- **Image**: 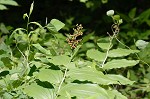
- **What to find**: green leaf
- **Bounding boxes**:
[35,69,63,84]
[49,55,71,66]
[29,22,43,28]
[135,40,149,49]
[81,32,94,43]
[138,8,150,24]
[119,13,132,22]
[0,4,7,10]
[29,2,34,16]
[138,43,150,64]
[50,19,65,32]
[2,92,13,99]
[23,83,56,99]
[106,74,134,85]
[80,0,88,3]
[86,49,106,62]
[71,45,82,59]
[103,59,139,70]
[46,23,57,33]
[97,42,111,50]
[0,54,9,59]
[113,15,120,21]
[101,0,108,4]
[59,83,109,99]
[0,0,18,6]
[32,43,51,55]
[67,67,118,85]
[128,8,136,19]
[0,42,11,53]
[108,48,139,57]
[0,61,5,67]
[0,23,9,33]
[107,90,127,99]
[23,13,28,20]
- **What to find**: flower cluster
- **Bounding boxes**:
[66,24,83,49]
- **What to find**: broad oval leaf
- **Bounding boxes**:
[108,48,139,57]
[103,59,139,70]
[67,68,118,85]
[49,19,65,32]
[35,69,63,84]
[106,74,134,85]
[86,49,106,62]
[59,83,109,99]
[97,42,111,50]
[49,55,71,66]
[23,83,55,99]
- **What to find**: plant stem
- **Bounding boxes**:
[101,33,115,68]
[55,68,68,99]
[115,37,150,67]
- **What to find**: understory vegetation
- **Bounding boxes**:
[0,0,150,99]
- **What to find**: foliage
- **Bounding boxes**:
[0,1,150,99]
[0,0,18,10]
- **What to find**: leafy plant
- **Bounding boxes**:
[0,3,148,99]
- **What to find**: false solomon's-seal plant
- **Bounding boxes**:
[0,3,144,99]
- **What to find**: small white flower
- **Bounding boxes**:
[106,10,114,16]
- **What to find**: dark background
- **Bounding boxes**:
[0,0,150,35]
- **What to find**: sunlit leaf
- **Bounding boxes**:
[86,49,106,62]
[0,0,18,6]
[106,74,134,85]
[35,69,63,84]
[108,48,139,57]
[103,59,139,70]
[49,55,71,66]
[0,4,7,10]
[97,42,111,50]
[23,83,56,99]
[0,42,11,53]
[80,0,88,3]
[29,22,43,28]
[29,2,34,16]
[0,61,4,67]
[107,90,127,99]
[23,13,28,20]
[32,43,51,55]
[50,19,65,32]
[67,67,118,85]
[59,83,109,99]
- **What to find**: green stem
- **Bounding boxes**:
[101,33,115,68]
[55,68,68,99]
[115,37,150,67]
